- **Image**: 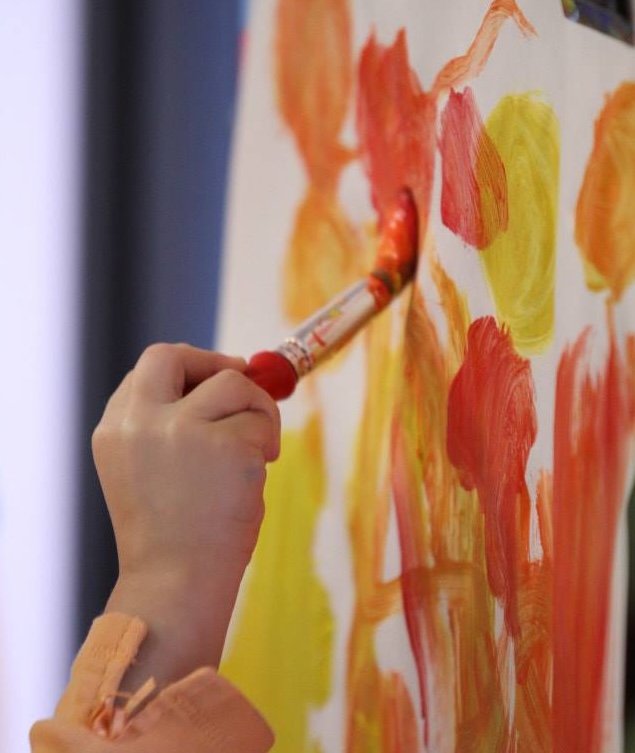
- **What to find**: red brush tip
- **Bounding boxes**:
[373,188,419,294]
[245,350,299,401]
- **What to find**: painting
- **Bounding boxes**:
[216,1,635,751]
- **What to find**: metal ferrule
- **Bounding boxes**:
[275,279,379,377]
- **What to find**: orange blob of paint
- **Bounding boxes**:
[576,82,635,300]
[275,0,354,190]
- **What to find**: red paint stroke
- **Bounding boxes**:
[447,316,537,635]
[431,0,537,97]
[356,30,436,234]
[439,87,508,249]
[381,672,420,753]
[553,312,635,753]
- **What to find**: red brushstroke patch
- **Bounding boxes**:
[356,30,436,234]
[439,88,508,249]
[447,316,537,635]
[553,319,635,753]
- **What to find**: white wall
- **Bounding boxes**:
[0,2,82,751]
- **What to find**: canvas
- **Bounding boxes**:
[216,2,635,751]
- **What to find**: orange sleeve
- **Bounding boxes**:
[30,613,274,753]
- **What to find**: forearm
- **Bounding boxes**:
[104,558,247,691]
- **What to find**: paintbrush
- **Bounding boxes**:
[245,188,419,400]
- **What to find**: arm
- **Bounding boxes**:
[31,344,280,751]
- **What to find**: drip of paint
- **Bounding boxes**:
[439,87,508,249]
[575,82,635,300]
[481,93,559,355]
[552,311,635,753]
[447,316,537,636]
[221,414,333,753]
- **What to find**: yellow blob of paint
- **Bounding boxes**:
[576,82,635,301]
[221,413,333,753]
[481,93,560,355]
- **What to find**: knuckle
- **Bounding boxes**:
[138,342,178,370]
[215,367,248,392]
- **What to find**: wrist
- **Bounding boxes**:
[105,557,248,688]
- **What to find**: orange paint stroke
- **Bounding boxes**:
[552,308,635,753]
[447,316,537,636]
[275,0,354,190]
[431,0,537,97]
[356,30,437,234]
[515,472,553,753]
[575,82,635,300]
[275,0,364,323]
[283,188,365,322]
[391,287,511,751]
[346,304,420,752]
[439,87,509,249]
[380,672,420,753]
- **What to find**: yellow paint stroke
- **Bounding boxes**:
[221,414,333,753]
[480,93,560,355]
[576,82,635,301]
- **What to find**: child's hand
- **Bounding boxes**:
[92,343,281,678]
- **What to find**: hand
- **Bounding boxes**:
[92,343,281,682]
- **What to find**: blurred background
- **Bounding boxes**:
[0,2,632,752]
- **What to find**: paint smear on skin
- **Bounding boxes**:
[439,87,508,249]
[275,0,353,191]
[283,188,365,322]
[356,30,437,234]
[552,310,635,753]
[576,82,635,301]
[447,316,537,637]
[346,306,420,753]
[481,93,559,355]
[221,414,333,753]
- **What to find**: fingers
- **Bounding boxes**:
[183,369,281,460]
[216,411,281,463]
[131,343,247,403]
[107,343,281,462]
